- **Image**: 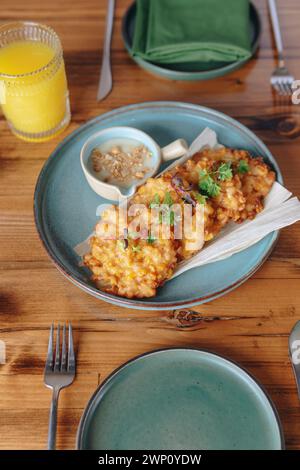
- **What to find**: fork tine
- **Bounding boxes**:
[68,324,75,372]
[278,80,285,96]
[45,323,54,371]
[54,324,61,371]
[279,81,287,96]
[273,82,282,96]
[61,324,67,371]
[278,82,287,96]
[284,81,293,96]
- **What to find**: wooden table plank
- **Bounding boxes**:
[0,0,300,450]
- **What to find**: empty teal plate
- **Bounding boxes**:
[77,349,284,450]
[34,102,282,310]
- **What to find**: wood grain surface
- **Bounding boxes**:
[0,0,300,450]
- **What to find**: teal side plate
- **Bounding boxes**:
[122,2,261,81]
[34,101,282,311]
[77,349,284,450]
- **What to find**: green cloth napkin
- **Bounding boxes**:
[132,0,252,67]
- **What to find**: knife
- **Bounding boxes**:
[97,0,115,101]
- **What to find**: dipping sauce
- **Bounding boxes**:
[89,138,153,188]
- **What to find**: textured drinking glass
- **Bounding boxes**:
[0,22,71,142]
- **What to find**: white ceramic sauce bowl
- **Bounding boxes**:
[80,126,188,201]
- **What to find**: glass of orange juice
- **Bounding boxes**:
[0,22,70,142]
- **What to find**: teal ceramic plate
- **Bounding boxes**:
[34,101,282,310]
[77,349,284,450]
[122,2,261,81]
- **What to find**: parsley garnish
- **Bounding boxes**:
[163,192,174,207]
[217,162,232,181]
[159,192,175,225]
[162,210,175,226]
[198,162,233,198]
[237,160,249,174]
[192,191,207,205]
[150,192,175,226]
[147,234,156,244]
[198,170,221,198]
[149,193,160,209]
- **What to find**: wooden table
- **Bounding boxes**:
[1,0,300,450]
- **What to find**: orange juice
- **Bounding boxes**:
[0,23,70,142]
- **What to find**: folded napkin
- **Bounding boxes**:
[132,0,252,67]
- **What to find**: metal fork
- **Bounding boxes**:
[289,321,300,402]
[268,0,294,96]
[44,324,76,450]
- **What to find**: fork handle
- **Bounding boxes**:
[48,388,60,450]
[268,0,285,65]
